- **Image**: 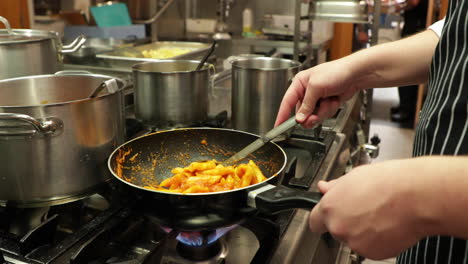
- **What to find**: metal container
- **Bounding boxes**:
[0,72,126,207]
[231,57,300,135]
[97,41,211,69]
[0,16,86,80]
[311,0,369,24]
[132,60,212,128]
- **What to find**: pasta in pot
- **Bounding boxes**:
[144,160,268,194]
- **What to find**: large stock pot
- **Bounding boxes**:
[231,57,300,135]
[0,72,126,207]
[132,60,213,128]
[0,16,86,80]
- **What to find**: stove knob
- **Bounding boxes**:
[370,134,381,146]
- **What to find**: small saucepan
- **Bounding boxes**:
[108,128,322,231]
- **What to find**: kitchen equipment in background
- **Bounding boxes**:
[90,2,133,27]
[262,14,310,36]
[185,18,217,34]
[213,0,235,40]
[59,10,88,25]
[0,72,126,207]
[311,0,369,23]
[63,37,138,64]
[132,60,213,129]
[97,41,211,68]
[125,0,158,21]
[231,57,300,135]
[64,24,146,40]
[0,16,86,79]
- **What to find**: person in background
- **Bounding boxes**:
[275,0,468,262]
[391,0,428,126]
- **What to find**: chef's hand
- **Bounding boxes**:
[275,60,359,128]
[309,160,428,260]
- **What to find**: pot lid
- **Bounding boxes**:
[0,29,57,44]
[0,16,57,44]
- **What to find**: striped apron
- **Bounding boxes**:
[397,0,468,263]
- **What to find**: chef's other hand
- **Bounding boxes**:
[308,160,428,260]
[275,60,359,128]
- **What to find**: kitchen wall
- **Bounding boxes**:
[157,0,310,39]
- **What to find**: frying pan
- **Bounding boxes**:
[108,128,322,231]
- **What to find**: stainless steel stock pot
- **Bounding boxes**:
[231,57,300,135]
[0,72,126,207]
[132,60,213,128]
[0,16,85,80]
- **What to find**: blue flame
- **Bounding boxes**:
[164,224,238,246]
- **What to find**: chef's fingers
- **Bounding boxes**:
[317,179,339,194]
[315,97,341,121]
[309,203,328,234]
[295,100,302,113]
[296,77,323,123]
[275,74,308,126]
[302,115,320,128]
[301,97,340,128]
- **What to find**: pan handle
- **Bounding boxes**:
[247,184,322,214]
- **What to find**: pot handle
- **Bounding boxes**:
[54,70,92,75]
[0,16,14,36]
[247,184,322,214]
[60,35,86,54]
[0,113,63,136]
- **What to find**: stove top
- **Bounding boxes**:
[0,120,348,264]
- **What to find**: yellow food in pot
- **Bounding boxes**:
[141,47,192,59]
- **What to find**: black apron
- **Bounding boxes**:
[397,0,468,263]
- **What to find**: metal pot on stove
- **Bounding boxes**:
[132,60,214,128]
[231,57,300,135]
[0,71,126,207]
[0,16,86,80]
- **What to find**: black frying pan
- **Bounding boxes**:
[108,128,322,231]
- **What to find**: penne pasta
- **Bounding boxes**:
[149,159,268,194]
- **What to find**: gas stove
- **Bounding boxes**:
[0,121,352,264]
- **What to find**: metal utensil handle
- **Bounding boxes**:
[89,79,119,98]
[0,16,14,35]
[262,116,298,142]
[60,35,86,54]
[196,41,217,71]
[0,113,62,136]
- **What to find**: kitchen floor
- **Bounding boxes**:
[361,87,416,264]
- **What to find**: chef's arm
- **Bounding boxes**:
[344,29,439,91]
[276,28,440,126]
[411,156,468,238]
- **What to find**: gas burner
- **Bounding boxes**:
[161,238,229,264]
[161,224,238,247]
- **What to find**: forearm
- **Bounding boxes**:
[406,157,468,238]
[340,30,439,90]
